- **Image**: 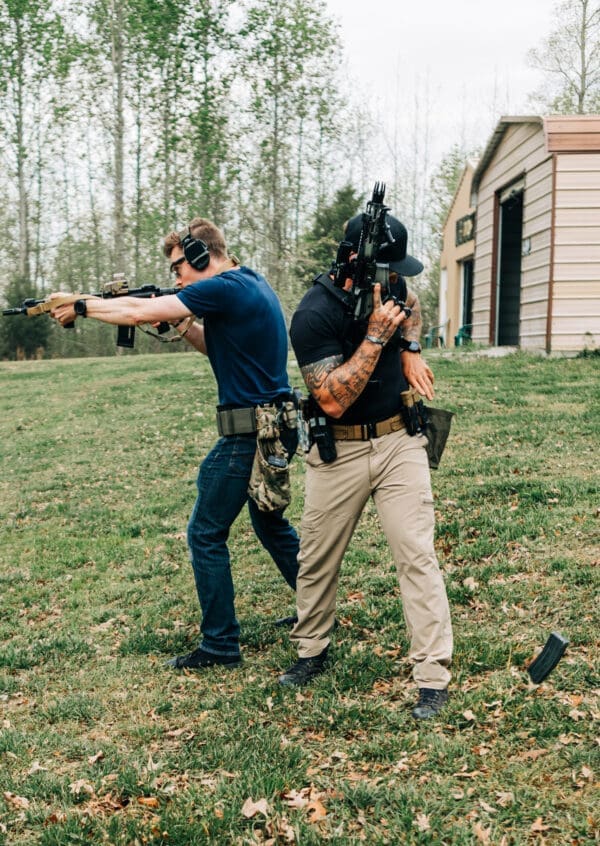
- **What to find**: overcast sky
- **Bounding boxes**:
[323,0,558,162]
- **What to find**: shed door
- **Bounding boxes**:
[496,186,523,345]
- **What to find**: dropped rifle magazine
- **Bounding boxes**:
[527,632,569,683]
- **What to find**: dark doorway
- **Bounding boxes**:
[496,191,523,345]
[461,259,473,328]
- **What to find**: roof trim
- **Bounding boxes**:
[470,116,543,205]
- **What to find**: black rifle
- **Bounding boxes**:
[332,181,410,321]
[3,274,180,348]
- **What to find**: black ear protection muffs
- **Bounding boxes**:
[182,229,210,271]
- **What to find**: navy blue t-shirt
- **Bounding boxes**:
[176,266,292,407]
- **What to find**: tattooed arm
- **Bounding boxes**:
[301,284,407,418]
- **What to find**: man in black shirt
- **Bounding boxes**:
[278,214,453,720]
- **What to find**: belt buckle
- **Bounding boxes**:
[362,422,377,440]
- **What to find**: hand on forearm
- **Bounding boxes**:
[401,352,435,400]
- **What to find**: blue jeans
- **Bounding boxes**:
[187,426,299,657]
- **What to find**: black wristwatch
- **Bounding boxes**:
[399,338,421,353]
[73,299,87,318]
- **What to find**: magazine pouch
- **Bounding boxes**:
[248,405,291,512]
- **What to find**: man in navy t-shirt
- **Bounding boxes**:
[50,217,299,670]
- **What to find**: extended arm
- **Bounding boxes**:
[50,293,208,355]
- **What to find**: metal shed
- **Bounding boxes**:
[440,115,600,352]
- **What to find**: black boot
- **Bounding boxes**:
[165,647,242,670]
[412,687,448,719]
[278,648,329,687]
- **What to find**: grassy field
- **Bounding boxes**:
[0,349,598,845]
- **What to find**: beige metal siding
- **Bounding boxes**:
[551,152,600,350]
[473,122,550,346]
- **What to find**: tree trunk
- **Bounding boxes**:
[15,18,29,282]
[111,0,126,273]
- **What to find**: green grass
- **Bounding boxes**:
[0,350,598,845]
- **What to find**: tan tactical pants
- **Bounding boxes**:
[292,428,453,689]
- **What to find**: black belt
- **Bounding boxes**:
[216,395,296,437]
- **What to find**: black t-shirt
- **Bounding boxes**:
[290,277,410,425]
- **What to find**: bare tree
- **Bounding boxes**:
[528,0,600,113]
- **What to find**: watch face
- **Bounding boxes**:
[74,300,86,316]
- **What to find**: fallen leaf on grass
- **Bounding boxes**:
[87,751,104,765]
[568,708,586,721]
[452,769,484,779]
[346,591,365,602]
[530,817,550,833]
[306,799,327,823]
[414,813,430,831]
[165,727,195,739]
[27,761,48,775]
[283,789,310,809]
[462,709,476,722]
[146,754,160,772]
[137,796,160,808]
[69,780,95,797]
[519,749,548,761]
[44,811,67,825]
[3,792,30,810]
[473,822,492,844]
[242,797,271,818]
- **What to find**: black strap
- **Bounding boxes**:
[313,273,353,312]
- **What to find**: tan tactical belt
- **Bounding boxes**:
[216,407,257,436]
[331,414,405,441]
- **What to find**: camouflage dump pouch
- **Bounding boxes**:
[423,406,454,470]
[247,405,291,512]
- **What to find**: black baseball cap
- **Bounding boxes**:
[343,214,424,277]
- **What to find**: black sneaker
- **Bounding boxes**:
[165,647,242,670]
[278,648,328,687]
[412,687,449,720]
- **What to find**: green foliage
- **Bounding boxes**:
[239,0,342,290]
[0,275,50,359]
[0,352,598,844]
[293,183,363,285]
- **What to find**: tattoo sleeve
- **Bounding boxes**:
[301,344,382,414]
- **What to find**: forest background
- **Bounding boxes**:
[1,0,599,360]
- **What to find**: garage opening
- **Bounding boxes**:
[496,184,523,345]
